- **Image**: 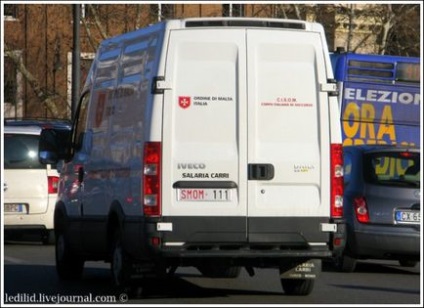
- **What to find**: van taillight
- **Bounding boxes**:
[143,142,161,217]
[330,143,344,218]
[48,176,59,194]
[353,196,370,223]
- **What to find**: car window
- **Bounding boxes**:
[364,151,420,187]
[4,133,44,169]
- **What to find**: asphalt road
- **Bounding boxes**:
[2,235,422,305]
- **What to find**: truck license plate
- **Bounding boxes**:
[177,189,231,201]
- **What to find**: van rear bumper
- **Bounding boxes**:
[157,247,332,270]
[158,245,333,259]
[123,215,344,261]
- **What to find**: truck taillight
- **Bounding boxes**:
[143,142,161,217]
[330,143,344,218]
[353,196,370,223]
[48,176,59,194]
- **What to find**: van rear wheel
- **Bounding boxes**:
[280,279,314,296]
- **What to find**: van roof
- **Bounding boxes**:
[100,17,322,49]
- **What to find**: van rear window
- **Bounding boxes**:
[364,151,420,188]
[4,134,44,169]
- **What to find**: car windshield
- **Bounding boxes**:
[364,151,420,188]
[4,134,44,169]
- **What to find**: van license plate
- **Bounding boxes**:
[395,210,420,224]
[177,189,231,201]
[4,203,25,213]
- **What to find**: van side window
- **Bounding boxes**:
[74,93,90,150]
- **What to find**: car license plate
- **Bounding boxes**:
[4,203,25,213]
[395,210,420,224]
[177,189,232,201]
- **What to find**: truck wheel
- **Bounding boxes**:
[55,232,84,280]
[111,230,132,288]
[280,279,314,296]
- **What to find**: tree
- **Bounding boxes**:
[334,3,420,56]
[377,4,420,56]
[4,43,60,116]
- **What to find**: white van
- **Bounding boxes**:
[39,18,345,296]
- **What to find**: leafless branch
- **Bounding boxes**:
[4,43,60,116]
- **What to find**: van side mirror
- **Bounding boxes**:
[39,128,72,164]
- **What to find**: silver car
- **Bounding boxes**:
[335,145,420,272]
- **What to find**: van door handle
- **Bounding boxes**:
[248,164,274,180]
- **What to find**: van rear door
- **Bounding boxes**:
[161,28,247,243]
[161,27,331,246]
[246,29,331,244]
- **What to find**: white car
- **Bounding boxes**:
[3,123,67,244]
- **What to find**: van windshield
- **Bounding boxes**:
[364,151,420,188]
[4,134,44,169]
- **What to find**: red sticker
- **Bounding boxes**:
[178,96,191,109]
